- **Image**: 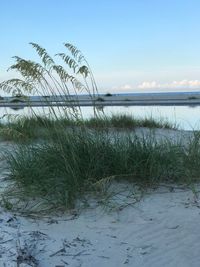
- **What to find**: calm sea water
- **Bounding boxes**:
[0,105,200,131]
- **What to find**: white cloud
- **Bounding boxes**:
[110,84,134,92]
[138,80,200,90]
[138,81,157,89]
[120,84,132,90]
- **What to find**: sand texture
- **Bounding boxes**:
[0,185,199,267]
[0,129,199,267]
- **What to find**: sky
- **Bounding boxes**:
[1,0,200,93]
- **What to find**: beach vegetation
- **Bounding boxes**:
[105,93,112,97]
[0,114,177,142]
[188,96,198,100]
[0,42,197,213]
[96,97,105,102]
[3,129,200,212]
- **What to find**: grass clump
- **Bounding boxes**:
[84,114,139,129]
[4,129,200,212]
[0,114,177,142]
[137,116,175,129]
[0,116,54,141]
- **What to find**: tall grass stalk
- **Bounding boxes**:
[0,42,100,122]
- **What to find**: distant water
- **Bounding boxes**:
[0,105,200,131]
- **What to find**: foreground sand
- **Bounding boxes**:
[0,185,200,267]
[0,129,200,267]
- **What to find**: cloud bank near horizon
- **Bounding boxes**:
[108,79,200,92]
[109,80,200,93]
[138,80,200,90]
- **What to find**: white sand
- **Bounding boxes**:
[0,129,200,267]
[0,185,200,267]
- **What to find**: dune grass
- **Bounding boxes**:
[84,114,176,129]
[0,42,198,213]
[0,114,177,142]
[3,129,200,211]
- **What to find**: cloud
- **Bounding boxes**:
[138,81,157,89]
[138,80,200,90]
[110,79,200,93]
[110,84,133,92]
[120,84,132,90]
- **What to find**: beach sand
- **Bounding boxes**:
[0,184,200,267]
[0,129,199,267]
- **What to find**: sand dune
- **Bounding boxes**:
[0,129,200,267]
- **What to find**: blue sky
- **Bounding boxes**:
[1,0,200,92]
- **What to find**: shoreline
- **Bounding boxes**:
[1,91,200,108]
